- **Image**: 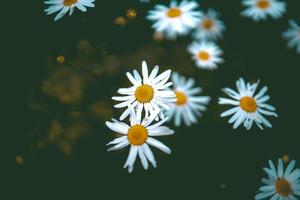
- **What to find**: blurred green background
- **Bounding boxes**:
[13,0,300,199]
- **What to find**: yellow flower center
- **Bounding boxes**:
[63,0,77,6]
[256,0,270,10]
[167,8,182,18]
[127,125,148,145]
[198,51,210,61]
[239,96,257,112]
[276,178,292,197]
[175,91,188,106]
[202,19,214,30]
[135,84,154,103]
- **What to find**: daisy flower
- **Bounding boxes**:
[283,20,300,54]
[112,61,175,121]
[106,109,174,173]
[167,72,211,126]
[255,159,300,200]
[44,0,95,21]
[188,41,224,70]
[192,9,226,41]
[241,0,286,21]
[219,78,278,130]
[146,0,202,39]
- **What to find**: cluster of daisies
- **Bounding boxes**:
[147,1,225,70]
[106,60,278,173]
[42,0,300,199]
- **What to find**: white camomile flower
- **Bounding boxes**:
[112,61,175,121]
[44,0,95,21]
[255,159,300,200]
[241,0,286,21]
[283,20,300,54]
[106,109,174,173]
[167,72,210,126]
[146,0,202,39]
[219,78,278,130]
[192,9,226,41]
[188,41,224,70]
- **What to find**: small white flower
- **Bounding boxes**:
[146,0,202,39]
[112,61,175,121]
[188,41,223,70]
[255,159,300,200]
[106,109,174,173]
[167,72,210,126]
[241,0,286,21]
[44,0,95,21]
[219,78,278,130]
[192,9,226,41]
[283,20,300,54]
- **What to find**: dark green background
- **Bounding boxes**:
[13,0,300,199]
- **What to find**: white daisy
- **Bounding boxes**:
[44,0,95,21]
[219,78,278,130]
[192,9,226,41]
[241,0,286,21]
[112,61,175,121]
[283,20,300,54]
[255,159,300,200]
[167,73,211,126]
[106,109,174,173]
[188,41,223,70]
[146,0,202,39]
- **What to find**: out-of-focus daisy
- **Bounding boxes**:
[188,41,223,70]
[255,159,300,200]
[167,73,210,126]
[283,20,300,54]
[219,78,278,130]
[112,61,175,121]
[146,0,202,39]
[241,0,286,21]
[192,9,225,41]
[106,109,174,173]
[44,0,95,21]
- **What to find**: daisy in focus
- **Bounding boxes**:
[283,20,300,54]
[44,0,95,21]
[255,159,300,200]
[192,9,226,41]
[146,0,202,39]
[241,0,286,21]
[167,73,210,126]
[112,61,175,121]
[188,41,223,70]
[219,78,278,130]
[106,109,174,173]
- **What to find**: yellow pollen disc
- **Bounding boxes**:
[135,84,154,103]
[63,0,77,6]
[276,178,292,197]
[167,8,182,18]
[127,125,148,145]
[256,0,270,10]
[239,96,257,112]
[198,51,210,61]
[202,19,214,30]
[175,91,188,106]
